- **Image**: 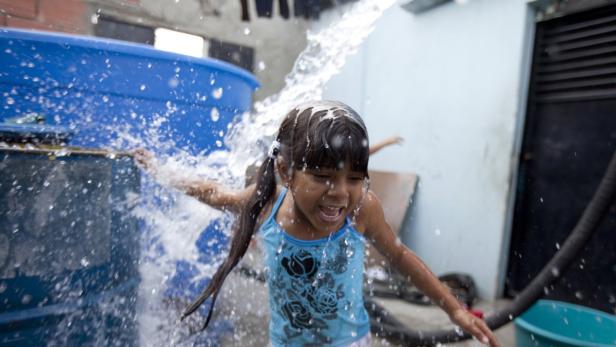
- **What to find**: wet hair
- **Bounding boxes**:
[182,100,370,328]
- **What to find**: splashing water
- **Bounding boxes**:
[225,0,396,169]
[132,0,397,345]
[0,0,394,345]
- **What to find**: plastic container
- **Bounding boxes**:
[0,28,259,344]
[515,300,616,347]
[0,28,259,152]
[0,143,141,346]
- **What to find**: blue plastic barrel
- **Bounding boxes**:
[0,28,259,343]
[515,300,616,347]
[0,142,141,346]
[0,28,259,153]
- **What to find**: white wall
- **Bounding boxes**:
[317,0,535,298]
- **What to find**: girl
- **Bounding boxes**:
[134,100,500,347]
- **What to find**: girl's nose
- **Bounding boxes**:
[326,178,348,197]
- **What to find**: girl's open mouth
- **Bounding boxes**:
[318,205,344,223]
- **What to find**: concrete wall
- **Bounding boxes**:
[317,0,535,298]
[0,0,309,101]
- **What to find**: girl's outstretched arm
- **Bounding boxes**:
[132,148,253,213]
[369,135,403,155]
[360,191,501,347]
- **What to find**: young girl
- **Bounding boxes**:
[134,100,500,347]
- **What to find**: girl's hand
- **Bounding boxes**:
[132,148,157,176]
[450,309,501,347]
[384,135,404,146]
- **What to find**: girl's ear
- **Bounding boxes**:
[276,158,291,186]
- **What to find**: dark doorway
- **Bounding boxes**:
[506,4,616,313]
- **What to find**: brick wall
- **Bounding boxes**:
[0,0,89,34]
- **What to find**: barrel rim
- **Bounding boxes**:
[0,27,260,89]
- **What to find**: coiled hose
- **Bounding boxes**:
[367,148,616,346]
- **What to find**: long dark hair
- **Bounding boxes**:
[181,100,370,328]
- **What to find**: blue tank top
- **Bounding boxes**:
[257,188,370,347]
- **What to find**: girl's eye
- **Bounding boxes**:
[313,174,330,180]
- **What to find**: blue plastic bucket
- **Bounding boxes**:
[515,300,616,347]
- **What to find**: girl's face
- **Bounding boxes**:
[285,162,367,234]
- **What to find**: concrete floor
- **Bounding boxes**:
[370,297,516,347]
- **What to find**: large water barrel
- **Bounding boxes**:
[0,28,259,153]
[0,28,259,343]
[0,137,141,346]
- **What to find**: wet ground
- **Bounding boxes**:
[372,298,515,347]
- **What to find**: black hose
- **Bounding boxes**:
[367,148,616,346]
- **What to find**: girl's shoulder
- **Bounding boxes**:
[354,190,386,234]
[255,184,285,228]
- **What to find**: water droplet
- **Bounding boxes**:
[5,97,14,105]
[258,61,266,71]
[210,107,220,122]
[0,282,6,293]
[168,77,179,88]
[575,291,584,299]
[454,326,463,336]
[551,267,560,277]
[80,257,90,267]
[21,294,32,304]
[139,84,146,91]
[243,27,251,35]
[212,87,223,99]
